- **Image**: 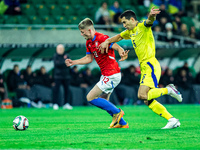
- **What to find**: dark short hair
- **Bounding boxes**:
[120,10,137,20]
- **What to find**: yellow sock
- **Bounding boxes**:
[148,100,173,120]
[147,88,168,100]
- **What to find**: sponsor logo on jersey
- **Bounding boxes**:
[109,56,115,60]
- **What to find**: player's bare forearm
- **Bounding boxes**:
[146,16,156,24]
[112,43,124,55]
[146,6,161,25]
[106,34,123,43]
[65,55,93,66]
[99,34,123,53]
[74,55,93,65]
[112,43,129,61]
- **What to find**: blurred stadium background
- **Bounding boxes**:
[0,0,200,107]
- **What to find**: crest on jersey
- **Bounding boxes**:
[95,41,99,48]
[93,51,98,57]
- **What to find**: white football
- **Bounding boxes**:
[13,115,29,130]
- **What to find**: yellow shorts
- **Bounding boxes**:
[140,57,161,89]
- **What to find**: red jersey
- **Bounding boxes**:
[86,32,120,76]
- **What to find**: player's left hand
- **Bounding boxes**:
[149,6,161,17]
[65,59,73,67]
[98,41,109,54]
[119,50,130,61]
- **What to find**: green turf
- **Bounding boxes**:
[0,105,200,149]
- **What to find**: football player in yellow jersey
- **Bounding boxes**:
[99,7,183,129]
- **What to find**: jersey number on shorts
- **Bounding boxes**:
[103,77,109,84]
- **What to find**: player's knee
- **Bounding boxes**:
[100,93,108,100]
[138,92,147,100]
[86,94,98,102]
[86,94,93,101]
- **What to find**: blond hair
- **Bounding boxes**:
[78,18,94,30]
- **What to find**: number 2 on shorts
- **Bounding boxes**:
[103,77,109,84]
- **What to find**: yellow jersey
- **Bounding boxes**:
[120,21,155,64]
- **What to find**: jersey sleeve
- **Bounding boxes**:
[137,21,152,32]
[137,20,153,29]
[86,41,91,54]
[120,30,130,40]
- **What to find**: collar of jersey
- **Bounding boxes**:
[92,35,96,42]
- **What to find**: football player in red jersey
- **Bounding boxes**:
[65,18,129,128]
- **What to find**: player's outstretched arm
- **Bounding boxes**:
[146,6,161,25]
[99,34,123,54]
[65,54,93,66]
[65,59,74,67]
[112,43,130,61]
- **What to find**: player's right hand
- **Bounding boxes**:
[65,59,73,67]
[119,50,130,61]
[98,41,109,54]
[149,6,161,17]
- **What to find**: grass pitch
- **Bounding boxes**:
[0,105,200,150]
